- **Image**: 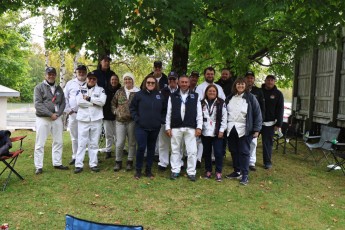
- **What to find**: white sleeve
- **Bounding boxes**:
[219,103,227,132]
[90,87,106,106]
[195,84,204,101]
[63,83,71,113]
[218,86,226,100]
[196,95,203,129]
[165,96,172,130]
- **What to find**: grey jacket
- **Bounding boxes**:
[34,81,66,117]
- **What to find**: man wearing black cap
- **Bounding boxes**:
[189,71,199,92]
[92,55,116,89]
[64,65,88,165]
[261,75,284,169]
[157,71,179,171]
[244,71,265,171]
[215,68,235,97]
[151,61,168,90]
[34,67,68,174]
[74,72,107,173]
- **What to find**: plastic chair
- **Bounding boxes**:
[303,125,341,165]
[0,135,26,191]
[65,214,143,230]
[327,142,345,175]
[275,116,300,154]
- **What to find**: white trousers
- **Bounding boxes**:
[249,137,258,166]
[196,137,203,162]
[170,128,197,175]
[103,120,116,152]
[75,119,102,168]
[115,121,136,161]
[68,113,78,160]
[34,116,63,169]
[158,124,171,167]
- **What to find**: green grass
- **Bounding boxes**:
[1,130,345,229]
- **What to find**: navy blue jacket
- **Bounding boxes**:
[130,90,166,130]
[261,84,284,127]
[225,92,262,136]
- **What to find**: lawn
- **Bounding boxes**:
[1,130,345,229]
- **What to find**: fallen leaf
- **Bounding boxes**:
[95,194,100,198]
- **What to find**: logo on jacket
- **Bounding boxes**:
[270,95,275,99]
[190,94,195,99]
[156,95,161,100]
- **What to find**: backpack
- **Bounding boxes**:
[0,130,12,157]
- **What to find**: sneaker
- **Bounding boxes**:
[74,167,83,174]
[54,165,69,170]
[35,168,43,175]
[204,171,212,179]
[69,159,75,165]
[114,161,122,172]
[249,165,257,171]
[264,164,272,170]
[158,165,167,171]
[170,172,179,180]
[240,175,249,185]
[225,171,242,180]
[90,166,100,172]
[134,170,142,179]
[187,174,196,182]
[215,172,222,182]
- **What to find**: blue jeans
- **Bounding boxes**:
[201,136,224,173]
[227,127,253,176]
[135,126,160,172]
[261,125,275,167]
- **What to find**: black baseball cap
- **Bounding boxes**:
[190,71,200,77]
[168,71,178,79]
[101,54,112,61]
[245,71,255,77]
[265,75,276,80]
[87,71,97,78]
[154,61,162,68]
[45,67,57,74]
[76,65,87,71]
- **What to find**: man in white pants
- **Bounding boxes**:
[34,67,69,174]
[158,71,178,171]
[64,65,87,165]
[74,71,106,173]
[166,75,202,181]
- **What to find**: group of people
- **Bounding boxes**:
[33,58,284,185]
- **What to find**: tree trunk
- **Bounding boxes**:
[171,21,193,76]
[73,51,81,78]
[42,7,49,68]
[59,50,66,88]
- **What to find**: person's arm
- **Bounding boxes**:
[111,90,119,115]
[129,93,140,122]
[251,95,263,135]
[218,102,228,138]
[195,95,203,137]
[90,87,107,107]
[275,91,285,128]
[57,87,66,116]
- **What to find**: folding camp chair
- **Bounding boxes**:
[303,125,340,165]
[65,214,143,230]
[327,142,345,175]
[0,135,26,191]
[275,116,300,154]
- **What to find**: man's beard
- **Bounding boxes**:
[205,78,214,83]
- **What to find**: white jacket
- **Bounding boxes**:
[64,78,86,114]
[202,99,227,137]
[76,84,106,122]
[195,82,226,100]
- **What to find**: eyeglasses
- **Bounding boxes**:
[146,81,156,85]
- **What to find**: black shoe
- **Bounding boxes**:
[69,159,75,165]
[35,168,43,175]
[187,174,196,182]
[225,171,242,180]
[90,166,100,172]
[105,152,112,159]
[180,165,185,171]
[158,165,167,171]
[145,171,155,179]
[114,161,122,172]
[264,164,272,170]
[240,175,249,185]
[74,167,83,174]
[134,170,142,179]
[126,161,133,171]
[249,165,257,171]
[54,165,69,170]
[170,172,179,180]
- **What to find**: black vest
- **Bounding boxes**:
[170,90,198,128]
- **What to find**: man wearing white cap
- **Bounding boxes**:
[74,71,107,173]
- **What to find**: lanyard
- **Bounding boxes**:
[206,99,217,117]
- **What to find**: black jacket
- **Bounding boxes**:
[92,68,116,89]
[103,84,121,120]
[261,84,284,127]
[250,85,265,121]
[215,77,236,97]
[130,90,166,130]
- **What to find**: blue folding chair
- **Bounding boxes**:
[65,215,143,230]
